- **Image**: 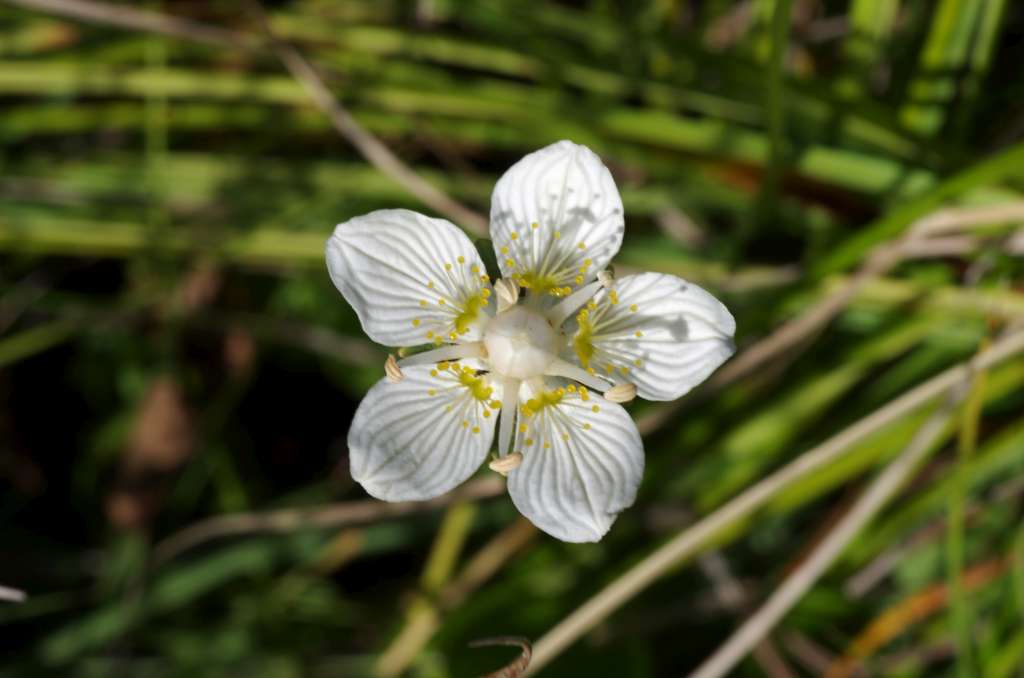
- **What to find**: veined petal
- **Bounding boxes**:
[564,272,735,401]
[327,209,494,347]
[348,363,501,501]
[490,141,624,302]
[507,385,643,542]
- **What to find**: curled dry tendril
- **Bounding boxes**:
[468,636,532,678]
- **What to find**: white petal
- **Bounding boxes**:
[563,273,735,401]
[506,388,643,542]
[490,141,624,301]
[348,363,501,501]
[326,209,494,347]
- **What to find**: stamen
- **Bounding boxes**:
[488,452,523,476]
[384,354,404,383]
[494,277,520,312]
[546,281,603,328]
[544,357,611,392]
[398,342,484,367]
[603,383,636,404]
[498,377,520,457]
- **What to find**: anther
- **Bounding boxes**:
[603,383,636,404]
[494,277,520,311]
[488,452,523,476]
[385,354,404,383]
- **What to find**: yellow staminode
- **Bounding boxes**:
[520,387,566,417]
[515,271,572,297]
[454,291,488,334]
[572,308,595,368]
[571,288,636,373]
[456,365,494,402]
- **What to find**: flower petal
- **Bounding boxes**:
[327,209,494,347]
[565,273,735,401]
[348,363,501,501]
[507,387,643,542]
[490,141,624,301]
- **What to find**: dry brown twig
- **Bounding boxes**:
[658,504,797,678]
[5,0,255,46]
[191,311,383,367]
[469,636,533,678]
[245,0,488,236]
[439,519,538,610]
[695,551,798,678]
[6,0,488,236]
[152,475,505,564]
[655,206,707,247]
[782,631,840,676]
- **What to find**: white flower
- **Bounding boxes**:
[326,141,735,542]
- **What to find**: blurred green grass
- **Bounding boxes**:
[1,1,1024,676]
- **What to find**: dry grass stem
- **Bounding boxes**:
[5,0,256,46]
[696,551,797,678]
[9,0,488,236]
[844,478,1024,599]
[687,388,963,678]
[246,1,488,235]
[638,202,1024,436]
[193,312,383,367]
[153,475,505,564]
[526,329,1024,674]
[781,631,840,676]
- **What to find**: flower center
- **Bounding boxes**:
[483,305,560,379]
